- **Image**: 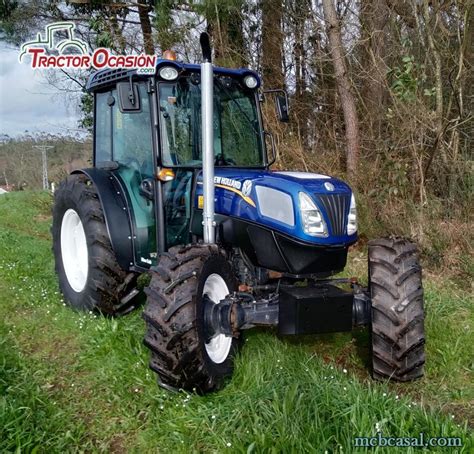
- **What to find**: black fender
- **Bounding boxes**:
[71,168,135,271]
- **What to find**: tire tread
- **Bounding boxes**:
[369,237,425,382]
[143,244,237,393]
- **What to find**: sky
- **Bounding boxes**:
[0,42,82,138]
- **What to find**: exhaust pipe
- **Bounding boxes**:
[200,32,215,244]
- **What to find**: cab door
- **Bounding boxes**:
[95,82,157,267]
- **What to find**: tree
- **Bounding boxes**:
[261,0,284,88]
[359,0,389,141]
[137,0,154,54]
[203,0,246,67]
[321,0,360,179]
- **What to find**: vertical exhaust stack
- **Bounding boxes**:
[200,32,215,244]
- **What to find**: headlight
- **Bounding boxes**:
[347,193,357,235]
[299,192,327,237]
[159,66,178,80]
[244,75,258,89]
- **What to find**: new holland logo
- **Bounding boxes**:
[324,182,335,191]
[241,180,252,197]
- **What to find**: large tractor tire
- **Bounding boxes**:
[52,174,137,315]
[368,237,425,381]
[143,244,240,393]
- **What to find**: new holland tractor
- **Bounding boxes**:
[52,34,425,393]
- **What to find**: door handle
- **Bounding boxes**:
[139,178,154,200]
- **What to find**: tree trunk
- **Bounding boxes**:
[423,0,444,163]
[137,0,154,55]
[108,12,127,53]
[293,0,310,147]
[261,0,284,88]
[322,0,360,179]
[206,1,245,67]
[226,6,245,66]
[360,0,389,142]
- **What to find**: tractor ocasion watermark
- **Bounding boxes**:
[26,48,156,71]
[18,21,156,73]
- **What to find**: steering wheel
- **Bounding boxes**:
[215,154,236,166]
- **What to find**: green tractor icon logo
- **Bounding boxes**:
[19,22,89,63]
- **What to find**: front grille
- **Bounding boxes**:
[314,194,350,236]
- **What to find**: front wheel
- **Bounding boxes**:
[52,174,137,315]
[369,237,425,381]
[143,244,240,393]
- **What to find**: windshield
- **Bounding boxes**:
[158,76,264,167]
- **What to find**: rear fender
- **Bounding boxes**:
[71,168,134,271]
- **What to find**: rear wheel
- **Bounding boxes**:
[369,237,425,381]
[52,174,137,315]
[143,244,240,393]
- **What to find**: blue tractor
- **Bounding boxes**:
[52,34,425,392]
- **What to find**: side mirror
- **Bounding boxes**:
[117,82,140,112]
[275,95,289,122]
[263,89,289,123]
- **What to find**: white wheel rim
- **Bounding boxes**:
[60,209,88,292]
[204,273,232,364]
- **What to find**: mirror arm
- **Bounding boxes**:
[264,131,277,166]
[262,88,289,107]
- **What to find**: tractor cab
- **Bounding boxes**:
[85,56,284,270]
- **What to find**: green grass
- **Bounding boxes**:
[0,191,472,453]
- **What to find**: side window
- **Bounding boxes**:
[112,84,154,177]
[95,92,112,163]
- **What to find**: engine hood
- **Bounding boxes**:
[195,168,357,245]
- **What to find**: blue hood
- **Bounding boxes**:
[195,168,357,246]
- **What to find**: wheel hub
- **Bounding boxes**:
[60,209,88,292]
[203,273,232,364]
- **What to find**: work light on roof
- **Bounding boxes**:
[159,66,178,81]
[244,75,258,89]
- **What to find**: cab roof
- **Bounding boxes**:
[86,59,261,92]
